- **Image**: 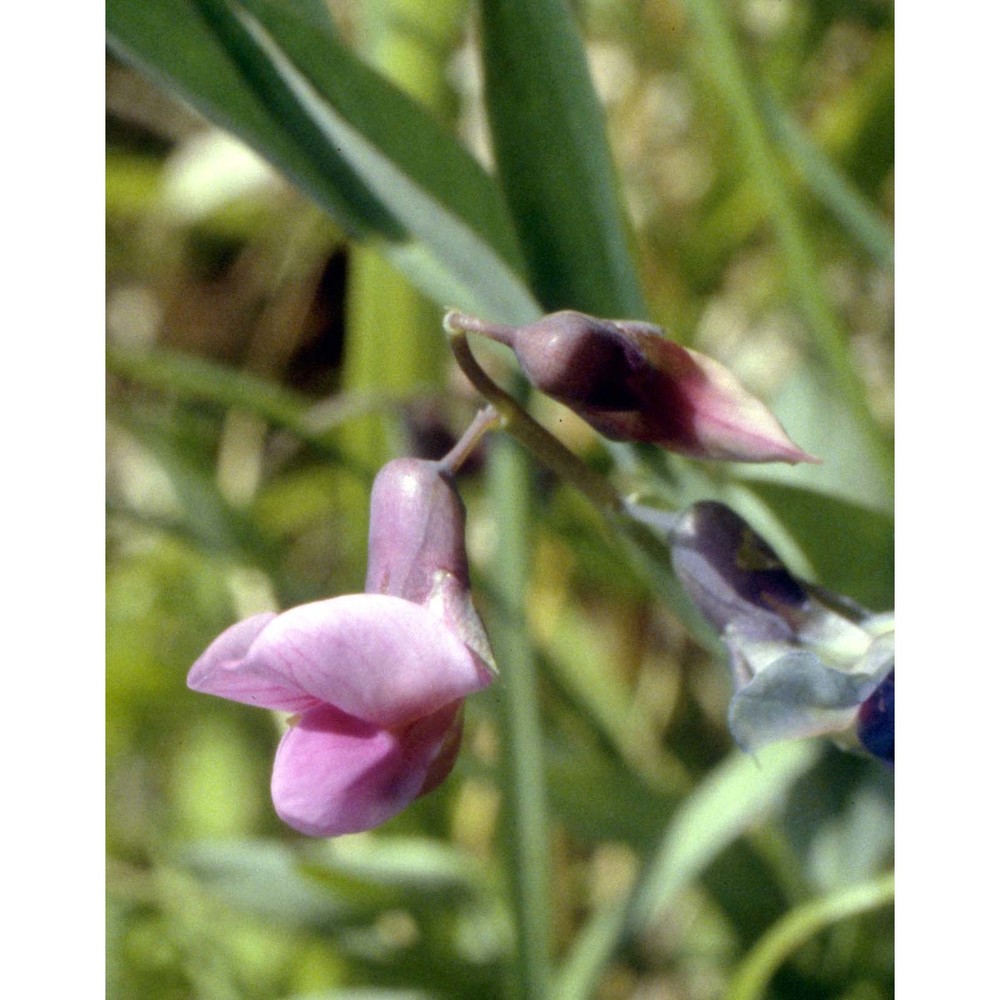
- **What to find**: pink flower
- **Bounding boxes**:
[446,310,817,464]
[188,459,495,837]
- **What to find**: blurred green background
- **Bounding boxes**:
[106,1,893,998]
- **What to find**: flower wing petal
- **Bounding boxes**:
[727,650,880,752]
[246,593,492,727]
[270,701,461,837]
[187,612,324,712]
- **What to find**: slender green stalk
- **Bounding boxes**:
[438,405,502,473]
[683,0,891,487]
[444,317,623,514]
[488,435,552,1000]
[444,318,719,646]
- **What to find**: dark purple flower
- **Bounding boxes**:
[634,500,894,762]
[857,670,894,765]
[446,310,817,463]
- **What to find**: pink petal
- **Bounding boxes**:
[664,343,818,464]
[245,593,492,727]
[187,612,324,713]
[270,701,463,837]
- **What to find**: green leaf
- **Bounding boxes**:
[745,480,894,611]
[628,740,820,931]
[176,839,386,931]
[302,835,487,909]
[107,0,539,322]
[478,0,645,316]
[177,836,493,931]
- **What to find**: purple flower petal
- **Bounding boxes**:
[669,501,808,643]
[245,593,492,727]
[365,458,470,606]
[857,669,894,765]
[727,650,880,751]
[270,701,463,837]
[187,612,323,713]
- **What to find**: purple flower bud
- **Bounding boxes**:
[366,458,496,673]
[459,310,817,464]
[365,458,471,605]
[669,501,810,649]
[187,458,495,837]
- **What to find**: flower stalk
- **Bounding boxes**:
[444,312,624,515]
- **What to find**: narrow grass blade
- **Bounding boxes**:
[478,0,646,317]
[108,0,539,322]
[726,872,894,1000]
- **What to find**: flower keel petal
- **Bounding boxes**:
[270,701,462,837]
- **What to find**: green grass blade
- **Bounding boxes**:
[726,872,895,1000]
[627,741,820,932]
[487,437,552,1000]
[761,90,894,269]
[555,741,820,1000]
[681,0,891,489]
[107,0,397,235]
[108,0,539,322]
[478,0,646,317]
[107,345,370,475]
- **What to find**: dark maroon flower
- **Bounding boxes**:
[446,309,817,463]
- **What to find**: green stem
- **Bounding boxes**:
[445,319,623,514]
[438,405,502,474]
[444,318,719,647]
[488,435,552,1000]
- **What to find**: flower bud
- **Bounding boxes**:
[365,458,496,675]
[470,310,816,464]
[365,458,470,605]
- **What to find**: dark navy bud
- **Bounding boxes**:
[857,669,894,765]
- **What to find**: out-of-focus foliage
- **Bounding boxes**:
[107,1,893,998]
